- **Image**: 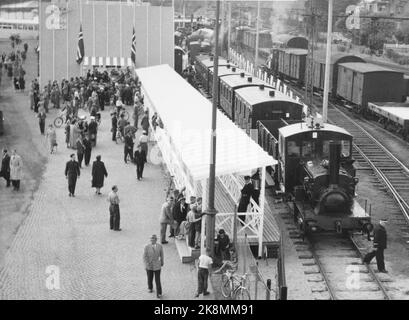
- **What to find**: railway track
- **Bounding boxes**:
[327,105,409,225]
[308,232,391,300]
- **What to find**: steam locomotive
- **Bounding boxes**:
[192,53,373,235]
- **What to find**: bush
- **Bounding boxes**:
[337,45,347,52]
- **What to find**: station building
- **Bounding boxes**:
[39,0,174,86]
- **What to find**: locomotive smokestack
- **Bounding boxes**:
[329,141,341,185]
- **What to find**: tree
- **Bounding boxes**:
[358,13,397,52]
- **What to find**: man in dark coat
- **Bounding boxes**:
[363,219,388,273]
[91,155,108,195]
[140,110,150,133]
[83,136,92,166]
[0,149,11,187]
[172,197,189,237]
[88,117,98,147]
[238,176,254,224]
[76,136,85,168]
[134,144,147,180]
[124,132,134,164]
[65,154,80,197]
[111,112,118,142]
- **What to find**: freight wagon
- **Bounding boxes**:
[336,62,406,112]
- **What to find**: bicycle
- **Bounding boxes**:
[53,109,67,128]
[221,270,251,300]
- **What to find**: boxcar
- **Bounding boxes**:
[310,53,365,96]
[219,73,273,121]
[337,62,406,111]
[243,30,273,49]
[276,48,308,82]
[234,86,304,139]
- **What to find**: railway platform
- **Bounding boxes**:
[0,106,215,300]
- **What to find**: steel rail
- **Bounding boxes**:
[348,234,391,300]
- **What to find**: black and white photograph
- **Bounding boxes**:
[0,0,409,308]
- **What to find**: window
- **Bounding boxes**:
[302,141,314,159]
[287,141,300,157]
[341,140,351,157]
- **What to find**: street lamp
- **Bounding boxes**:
[205,0,220,257]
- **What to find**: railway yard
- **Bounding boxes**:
[2,0,409,303]
[188,40,409,299]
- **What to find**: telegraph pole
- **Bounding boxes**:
[305,0,316,108]
[205,0,220,257]
[227,1,232,59]
[254,0,260,67]
[322,0,333,123]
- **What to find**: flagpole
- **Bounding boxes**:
[79,0,83,77]
[66,0,69,79]
[106,1,109,60]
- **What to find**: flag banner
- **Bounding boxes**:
[76,24,84,64]
[131,27,136,65]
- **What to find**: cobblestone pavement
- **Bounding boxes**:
[0,99,214,300]
[0,40,48,270]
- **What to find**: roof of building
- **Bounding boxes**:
[235,86,303,107]
[136,64,277,181]
[338,62,403,74]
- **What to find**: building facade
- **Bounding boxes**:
[39,0,174,86]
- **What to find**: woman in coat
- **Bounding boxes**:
[9,150,23,191]
[46,124,57,154]
[91,155,108,195]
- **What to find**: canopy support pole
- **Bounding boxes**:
[258,166,266,258]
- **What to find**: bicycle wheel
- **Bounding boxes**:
[123,110,130,121]
[221,274,232,298]
[54,117,63,128]
[234,287,251,300]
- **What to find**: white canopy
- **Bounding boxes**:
[136,64,277,182]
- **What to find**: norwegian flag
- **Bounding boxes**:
[76,24,84,64]
[131,27,136,65]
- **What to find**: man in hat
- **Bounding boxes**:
[143,234,164,298]
[134,144,147,180]
[88,116,98,147]
[107,185,121,231]
[65,153,80,197]
[363,218,388,273]
[172,196,189,238]
[83,135,92,166]
[159,197,175,244]
[237,176,254,224]
[124,131,134,164]
[215,229,230,260]
[111,111,118,142]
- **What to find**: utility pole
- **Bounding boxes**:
[206,0,220,257]
[322,0,333,123]
[305,0,317,109]
[228,1,231,59]
[254,0,260,68]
